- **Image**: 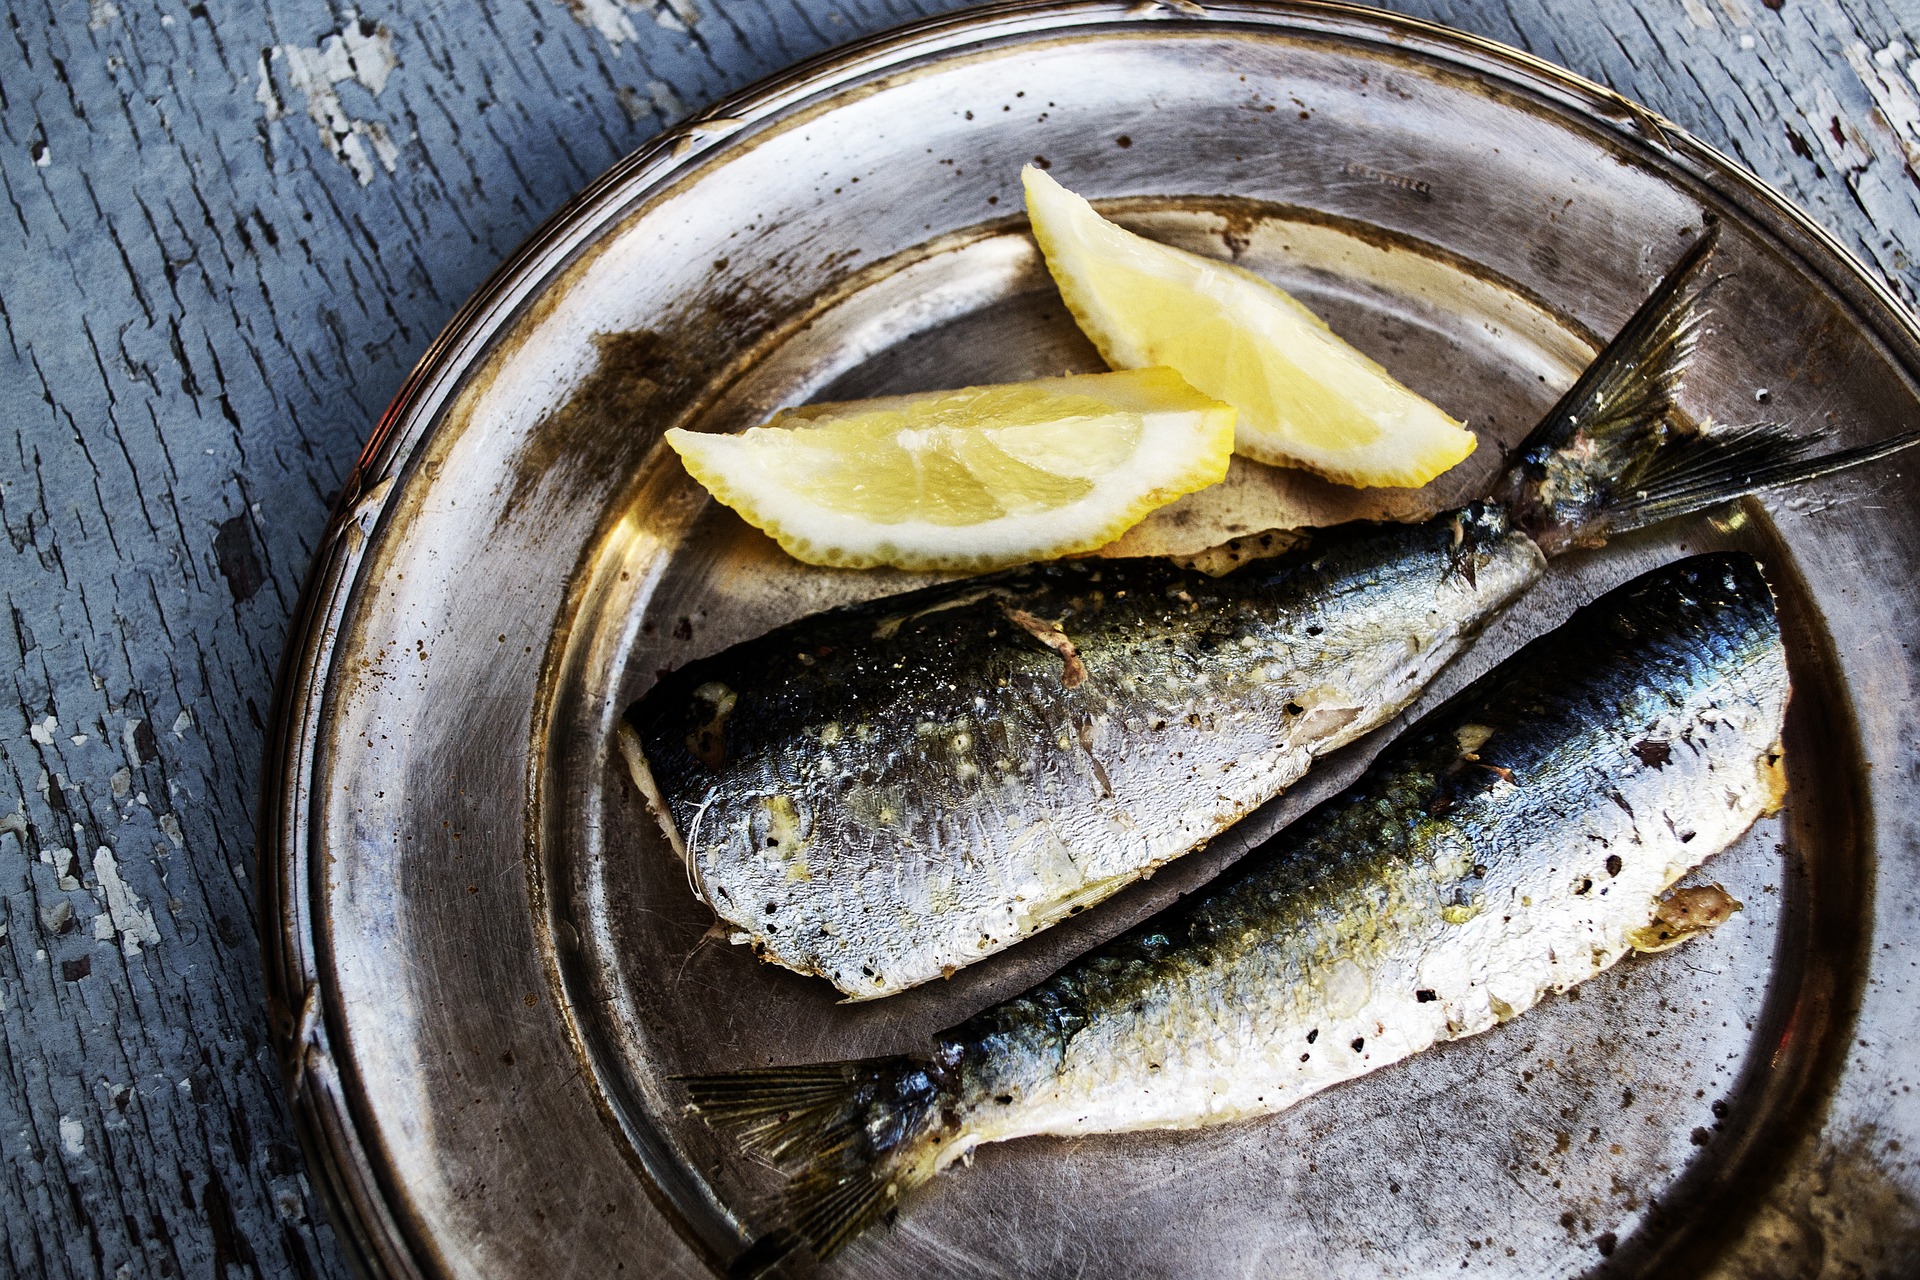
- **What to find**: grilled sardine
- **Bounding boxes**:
[682,552,1790,1257]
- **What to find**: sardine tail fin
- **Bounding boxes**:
[1591,423,1920,537]
[1509,225,1720,468]
[1497,223,1919,547]
[1495,226,1722,548]
[679,1056,954,1259]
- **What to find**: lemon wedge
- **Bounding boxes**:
[665,368,1236,571]
[1023,166,1476,488]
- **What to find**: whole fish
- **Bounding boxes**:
[625,227,1905,999]
[682,552,1789,1258]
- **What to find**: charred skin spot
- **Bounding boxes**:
[1632,739,1672,768]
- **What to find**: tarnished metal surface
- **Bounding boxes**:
[262,3,1920,1276]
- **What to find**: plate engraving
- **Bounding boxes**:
[1344,160,1433,201]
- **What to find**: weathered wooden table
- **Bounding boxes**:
[3,0,1917,1276]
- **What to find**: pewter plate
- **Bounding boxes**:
[261,4,1920,1277]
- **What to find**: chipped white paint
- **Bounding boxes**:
[648,78,687,124]
[93,848,160,956]
[158,813,183,849]
[254,53,283,118]
[40,901,73,935]
[256,10,401,186]
[560,0,640,47]
[68,734,87,747]
[48,848,81,892]
[0,807,25,845]
[29,715,57,746]
[560,0,698,48]
[652,0,700,33]
[87,0,119,30]
[93,914,116,942]
[1845,42,1920,175]
[1811,79,1875,172]
[363,123,401,175]
[59,1117,85,1157]
[170,709,192,738]
[1680,0,1718,31]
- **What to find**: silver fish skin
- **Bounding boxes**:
[626,506,1541,998]
[681,552,1789,1258]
